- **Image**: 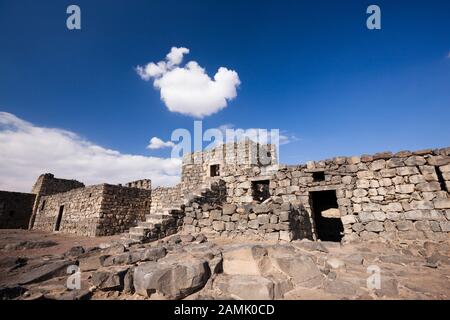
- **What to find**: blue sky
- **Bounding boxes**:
[0,0,449,191]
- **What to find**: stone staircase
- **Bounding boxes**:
[128,208,183,242]
[125,180,224,243]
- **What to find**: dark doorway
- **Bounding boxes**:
[55,205,64,231]
[310,190,343,242]
[252,180,270,202]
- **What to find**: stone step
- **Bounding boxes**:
[129,226,148,236]
[129,234,145,241]
[138,221,155,229]
[146,213,171,220]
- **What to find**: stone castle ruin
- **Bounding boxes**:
[1,140,449,244]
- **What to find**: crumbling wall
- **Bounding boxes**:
[0,191,36,229]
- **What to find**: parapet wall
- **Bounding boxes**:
[0,191,36,229]
[123,179,151,190]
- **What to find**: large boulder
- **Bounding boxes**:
[92,266,130,291]
[133,255,210,299]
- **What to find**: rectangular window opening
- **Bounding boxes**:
[252,180,270,202]
[312,171,325,182]
[210,164,220,177]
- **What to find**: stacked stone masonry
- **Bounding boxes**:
[0,191,36,229]
[33,184,151,236]
[180,145,450,243]
[1,142,448,244]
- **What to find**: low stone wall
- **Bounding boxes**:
[271,148,450,243]
[33,184,152,236]
[0,191,36,229]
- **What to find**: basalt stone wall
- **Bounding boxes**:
[29,173,85,229]
[33,184,152,236]
[150,185,182,214]
[96,184,152,236]
[123,179,151,190]
[33,185,104,236]
[0,191,36,229]
[181,141,278,199]
[31,173,85,195]
[181,180,311,240]
[270,147,450,243]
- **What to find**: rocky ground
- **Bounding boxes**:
[0,229,449,300]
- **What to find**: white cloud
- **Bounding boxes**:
[0,112,181,193]
[147,137,175,150]
[137,47,240,118]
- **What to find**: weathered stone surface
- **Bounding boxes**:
[341,215,357,225]
[12,260,73,285]
[405,156,426,166]
[365,221,384,232]
[325,279,357,295]
[222,204,237,215]
[439,221,450,232]
[133,256,210,299]
[427,156,450,166]
[433,199,450,209]
[79,255,109,272]
[326,258,346,269]
[321,208,340,218]
[222,245,267,276]
[92,266,130,291]
[270,252,322,285]
[214,275,275,300]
